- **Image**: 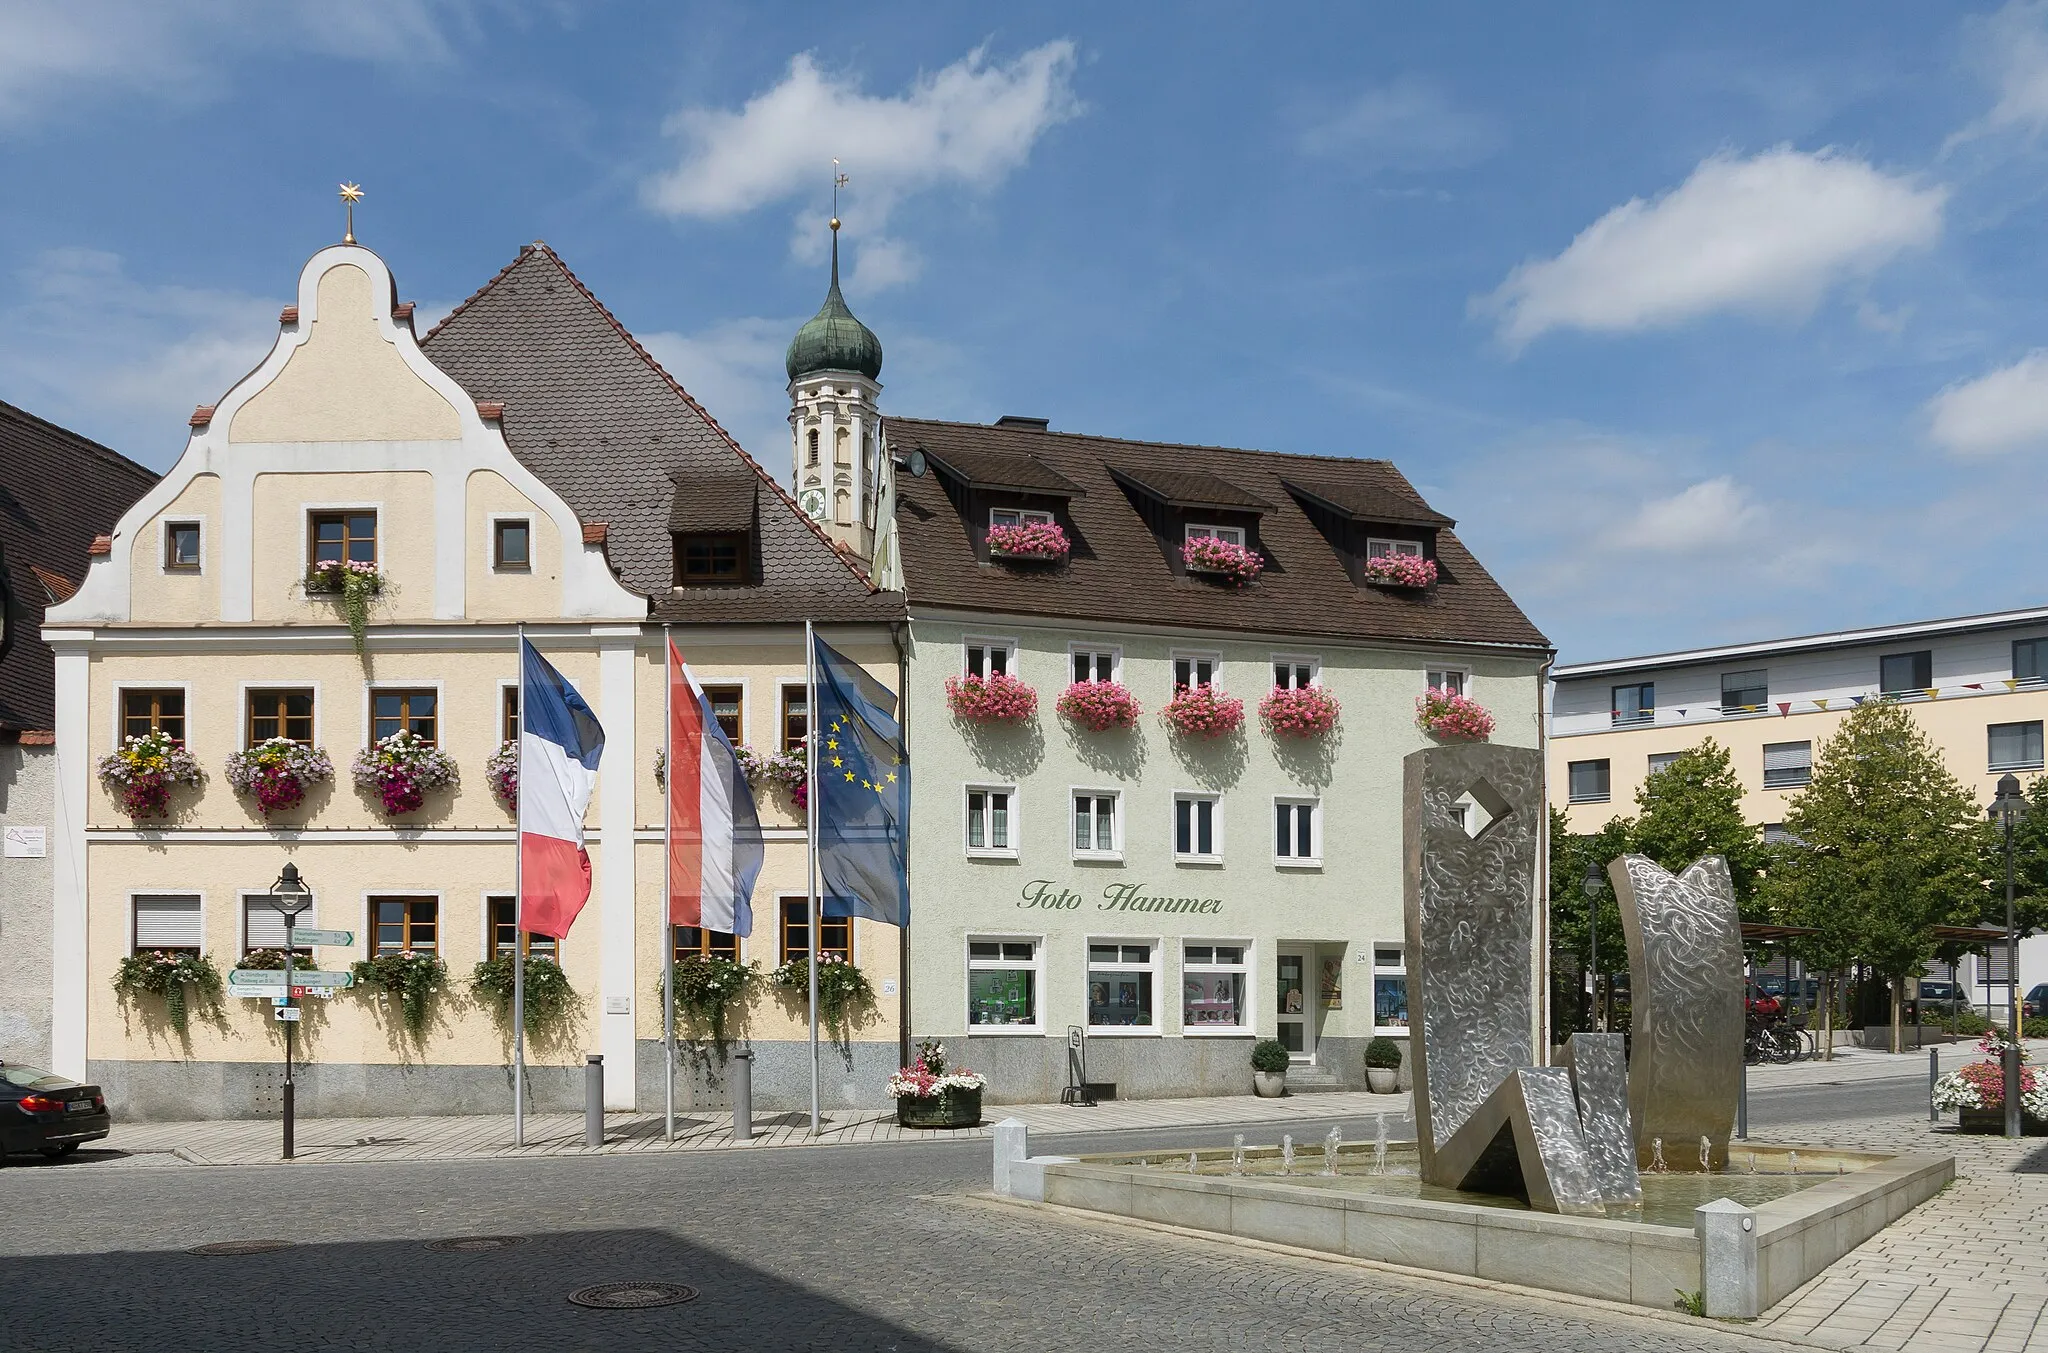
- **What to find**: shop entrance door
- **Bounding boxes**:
[1276,947,1314,1063]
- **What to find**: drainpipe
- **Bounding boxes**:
[1536,652,1555,1064]
[890,618,912,1070]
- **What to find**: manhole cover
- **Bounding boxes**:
[427,1235,527,1253]
[567,1281,699,1309]
[187,1240,295,1256]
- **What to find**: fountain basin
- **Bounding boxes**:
[1002,1133,1951,1314]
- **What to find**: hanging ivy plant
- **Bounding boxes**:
[113,950,222,1036]
[350,951,446,1040]
[770,955,876,1061]
[660,956,759,1062]
[471,953,576,1036]
[303,560,384,659]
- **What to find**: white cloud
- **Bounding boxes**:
[0,248,279,467]
[1949,1,2048,147]
[1606,477,1763,553]
[850,237,922,292]
[1480,147,1946,349]
[643,41,1081,241]
[641,317,803,470]
[0,0,471,127]
[1297,76,1499,170]
[1926,350,2048,454]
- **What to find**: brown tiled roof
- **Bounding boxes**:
[668,471,759,532]
[887,418,1548,651]
[1281,476,1453,528]
[1109,464,1272,511]
[923,445,1084,495]
[0,399,157,731]
[420,244,899,625]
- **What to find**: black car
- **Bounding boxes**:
[1,1063,110,1160]
[2026,984,2048,1020]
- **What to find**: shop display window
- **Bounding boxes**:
[1372,943,1409,1032]
[1087,940,1156,1030]
[1182,942,1248,1031]
[967,938,1040,1029]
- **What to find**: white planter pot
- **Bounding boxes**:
[1366,1067,1398,1093]
[1253,1070,1288,1098]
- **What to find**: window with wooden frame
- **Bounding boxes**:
[673,925,739,963]
[779,897,850,963]
[487,897,557,959]
[501,685,520,745]
[246,689,314,746]
[703,685,743,743]
[370,896,438,955]
[780,685,808,753]
[492,519,531,571]
[121,689,186,743]
[164,521,201,571]
[673,532,747,584]
[309,510,377,566]
[372,689,438,744]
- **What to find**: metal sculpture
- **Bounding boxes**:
[1609,853,1744,1169]
[1560,1031,1641,1203]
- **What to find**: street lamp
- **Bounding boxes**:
[1582,859,1606,1033]
[1989,774,2027,1138]
[268,861,313,1159]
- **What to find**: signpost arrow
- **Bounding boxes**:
[274,1007,302,1022]
[285,929,354,947]
[228,968,353,990]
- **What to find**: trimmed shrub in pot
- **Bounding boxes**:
[1250,1037,1290,1097]
[1364,1036,1404,1092]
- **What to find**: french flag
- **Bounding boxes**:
[518,638,605,939]
[667,640,762,935]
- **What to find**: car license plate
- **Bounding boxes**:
[66,1100,93,1113]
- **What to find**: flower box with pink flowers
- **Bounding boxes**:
[888,1039,986,1128]
[1162,684,1245,738]
[1415,688,1494,741]
[352,730,460,817]
[1362,553,1438,589]
[1056,680,1141,732]
[1181,536,1263,586]
[1259,685,1340,738]
[986,520,1070,563]
[946,672,1038,725]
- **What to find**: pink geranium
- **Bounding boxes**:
[1182,536,1263,585]
[986,520,1070,561]
[1056,680,1141,732]
[1162,684,1245,738]
[1363,554,1437,588]
[1259,685,1340,738]
[946,673,1038,724]
[1415,688,1494,741]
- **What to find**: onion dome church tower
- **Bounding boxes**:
[787,203,884,560]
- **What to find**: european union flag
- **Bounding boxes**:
[814,635,909,927]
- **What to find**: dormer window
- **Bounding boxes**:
[674,532,748,585]
[667,471,758,588]
[1367,537,1423,560]
[991,507,1054,530]
[1186,523,1245,548]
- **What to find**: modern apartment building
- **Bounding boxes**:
[1549,606,2048,1004]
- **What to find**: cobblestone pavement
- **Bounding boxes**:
[2,1115,1794,1353]
[89,1088,1415,1167]
[1756,1111,2048,1353]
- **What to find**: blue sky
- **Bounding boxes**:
[5,3,2048,662]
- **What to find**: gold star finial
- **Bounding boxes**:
[339,182,364,244]
[830,159,847,231]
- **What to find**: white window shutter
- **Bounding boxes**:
[134,895,202,949]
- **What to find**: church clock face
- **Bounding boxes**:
[799,487,826,520]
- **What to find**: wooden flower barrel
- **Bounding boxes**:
[895,1087,982,1129]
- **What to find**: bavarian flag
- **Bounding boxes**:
[813,636,909,927]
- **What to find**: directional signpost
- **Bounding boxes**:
[285,929,354,948]
[264,862,315,1159]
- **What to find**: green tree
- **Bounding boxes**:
[1764,700,1984,1053]
[1549,806,1632,1034]
[1630,739,1768,918]
[1989,774,2048,937]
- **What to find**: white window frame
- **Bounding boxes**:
[1068,643,1122,685]
[1273,796,1321,868]
[130,891,205,955]
[1270,653,1321,690]
[962,635,1018,680]
[160,517,205,574]
[241,890,318,958]
[965,934,1044,1034]
[1173,792,1222,864]
[989,506,1054,530]
[1371,941,1410,1037]
[965,783,1019,859]
[1184,523,1245,548]
[1071,787,1123,862]
[1426,666,1468,697]
[1086,936,1162,1036]
[1170,649,1221,690]
[487,512,534,572]
[1181,939,1253,1036]
[1367,537,1423,559]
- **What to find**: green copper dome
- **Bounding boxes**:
[785,229,883,382]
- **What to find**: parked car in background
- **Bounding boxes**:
[1,1063,110,1160]
[1915,979,1964,1015]
[1745,984,1782,1019]
[2025,984,2047,1020]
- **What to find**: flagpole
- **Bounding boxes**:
[513,624,526,1149]
[663,625,676,1144]
[806,620,821,1137]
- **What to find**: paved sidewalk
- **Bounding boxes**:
[95,1087,1414,1167]
[1745,1038,2048,1091]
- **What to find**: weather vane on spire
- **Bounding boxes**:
[339,182,364,244]
[831,159,848,232]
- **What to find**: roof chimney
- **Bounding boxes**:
[994,415,1049,431]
